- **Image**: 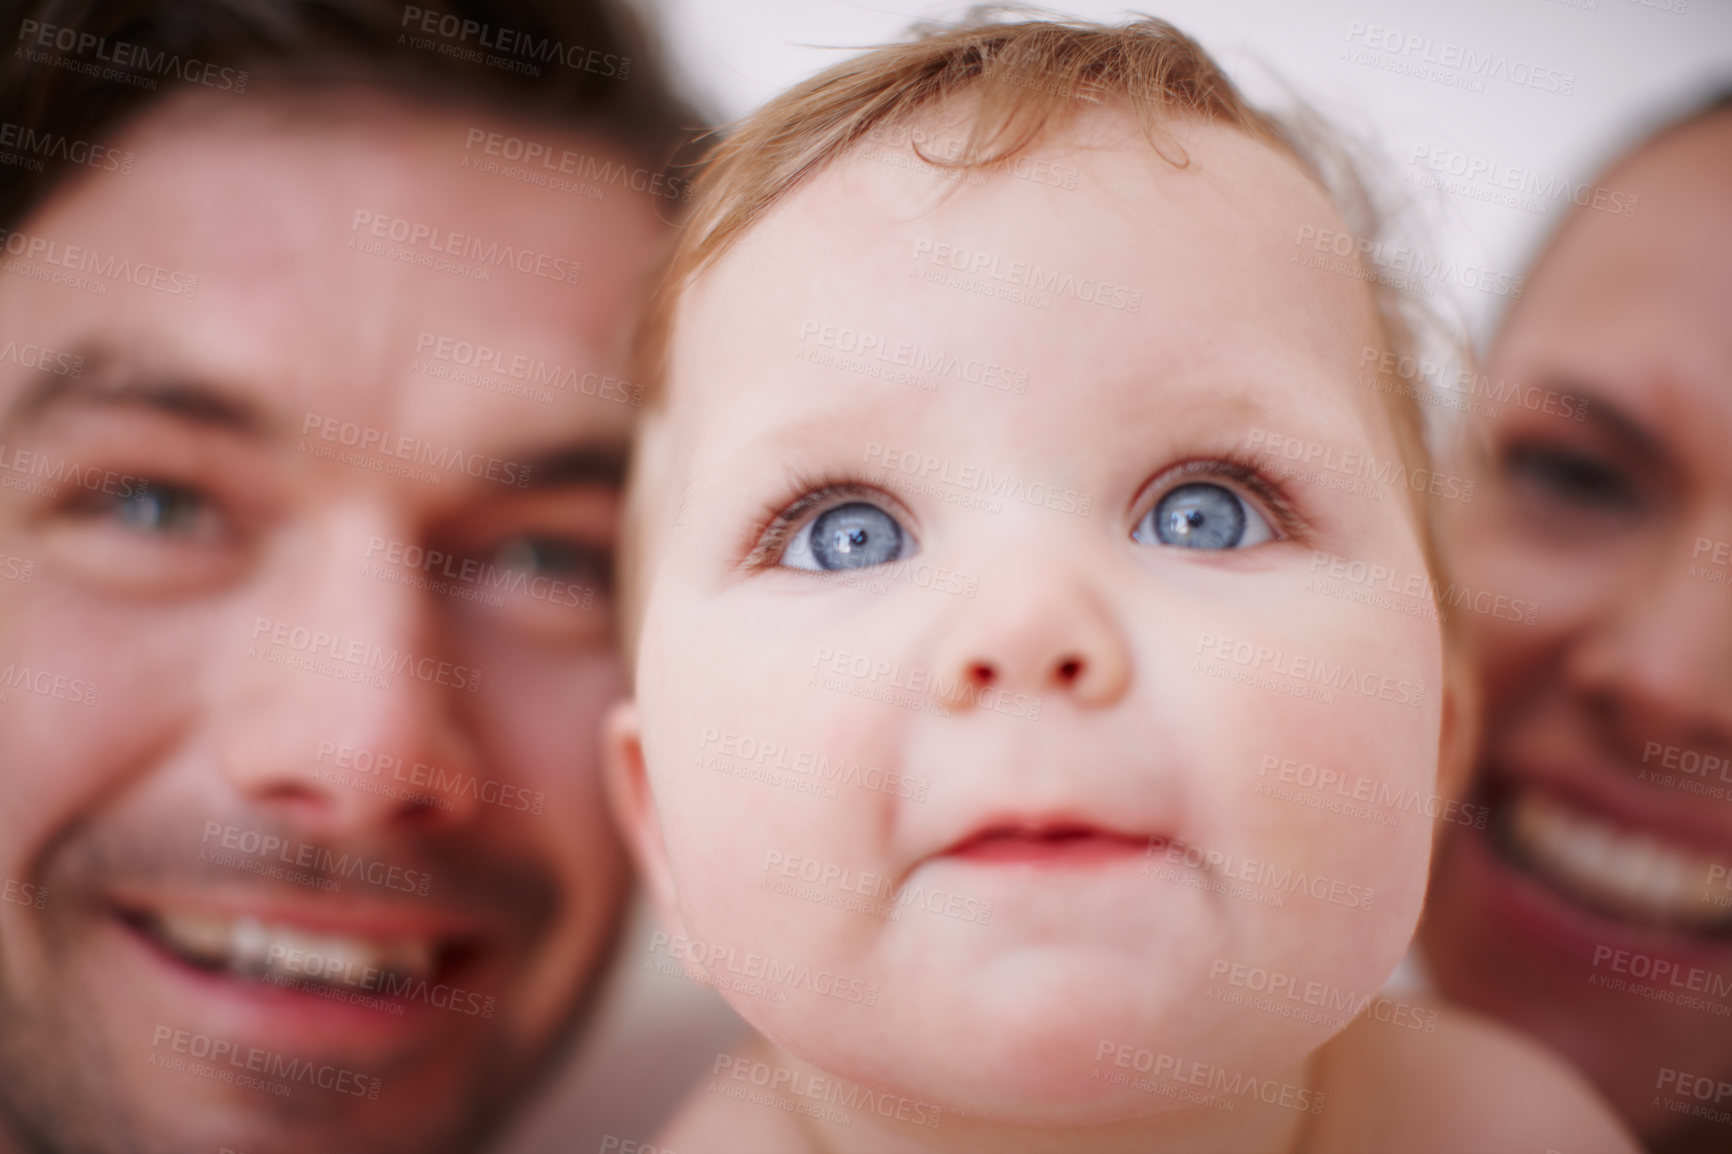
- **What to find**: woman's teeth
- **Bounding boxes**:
[145,910,438,989]
[1505,788,1732,931]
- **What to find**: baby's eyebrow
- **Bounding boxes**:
[722,402,905,462]
[769,400,897,439]
[710,359,1363,470]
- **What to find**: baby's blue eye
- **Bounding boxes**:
[1133,482,1274,550]
[784,501,911,571]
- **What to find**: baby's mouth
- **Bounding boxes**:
[941,822,1151,865]
[1490,783,1732,935]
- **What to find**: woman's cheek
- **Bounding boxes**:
[1452,508,1623,701]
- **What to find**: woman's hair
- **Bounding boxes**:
[1494,85,1732,343]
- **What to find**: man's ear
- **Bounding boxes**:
[603,699,686,939]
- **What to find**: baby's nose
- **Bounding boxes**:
[927,582,1131,710]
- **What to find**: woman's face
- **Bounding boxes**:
[1423,111,1732,1144]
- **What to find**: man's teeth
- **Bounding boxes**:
[149,911,437,988]
[1506,789,1732,930]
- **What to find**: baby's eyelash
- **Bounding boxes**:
[742,454,1310,569]
[742,475,885,569]
[1151,453,1311,543]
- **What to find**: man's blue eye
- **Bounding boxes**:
[105,484,209,536]
[494,536,609,588]
[784,501,909,571]
[1133,482,1273,550]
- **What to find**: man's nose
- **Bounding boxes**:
[925,542,1132,711]
[211,506,484,834]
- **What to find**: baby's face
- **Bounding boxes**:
[624,113,1442,1122]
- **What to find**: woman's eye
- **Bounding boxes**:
[1133,482,1275,550]
[783,501,913,571]
[1504,444,1641,515]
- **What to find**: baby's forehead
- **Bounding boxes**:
[780,110,1336,255]
[668,111,1384,427]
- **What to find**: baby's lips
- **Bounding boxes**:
[938,819,1161,866]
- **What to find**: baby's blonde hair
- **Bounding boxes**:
[623,8,1475,796]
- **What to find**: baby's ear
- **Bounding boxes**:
[603,699,688,939]
[1433,635,1482,808]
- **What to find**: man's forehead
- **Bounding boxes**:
[0,94,653,456]
[30,87,664,324]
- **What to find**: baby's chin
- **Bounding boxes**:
[742,947,1337,1124]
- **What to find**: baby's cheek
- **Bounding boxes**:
[657,769,847,990]
[646,632,901,984]
[1186,646,1437,981]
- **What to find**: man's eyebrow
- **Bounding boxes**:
[1,347,269,437]
[517,442,629,490]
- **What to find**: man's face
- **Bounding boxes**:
[0,92,662,1154]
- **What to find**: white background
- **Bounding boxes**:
[651,0,1732,339]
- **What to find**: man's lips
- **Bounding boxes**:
[939,822,1153,865]
[111,893,488,998]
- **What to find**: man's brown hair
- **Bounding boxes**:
[0,0,706,232]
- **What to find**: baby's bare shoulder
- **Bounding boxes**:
[654,1036,819,1154]
[1306,998,1639,1154]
